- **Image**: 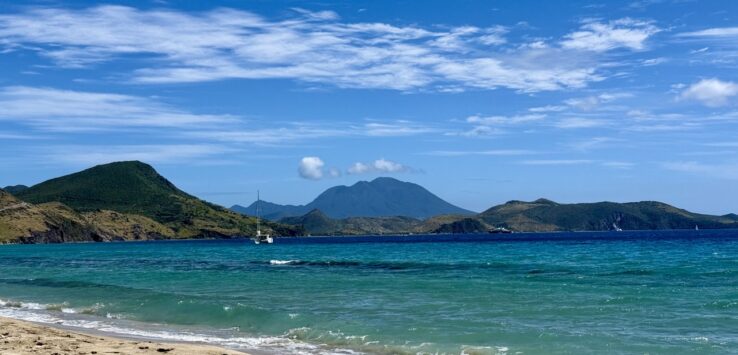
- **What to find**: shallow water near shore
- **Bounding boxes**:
[1,230,738,354]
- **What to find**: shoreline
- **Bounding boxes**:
[0,316,250,355]
[2,227,735,246]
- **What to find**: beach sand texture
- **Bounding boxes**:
[0,317,248,355]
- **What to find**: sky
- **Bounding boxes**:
[1,0,737,215]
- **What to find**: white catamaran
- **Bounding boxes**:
[253,191,273,244]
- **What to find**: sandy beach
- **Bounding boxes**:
[0,317,248,355]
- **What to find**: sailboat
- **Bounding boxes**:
[253,191,273,245]
[695,225,699,231]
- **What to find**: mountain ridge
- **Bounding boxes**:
[274,198,738,235]
[232,177,474,220]
[14,161,302,240]
[475,198,738,232]
[1,188,176,243]
[2,185,29,195]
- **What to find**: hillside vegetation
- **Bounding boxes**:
[276,199,738,236]
[280,209,424,235]
[476,199,738,232]
[8,161,301,242]
[0,189,175,243]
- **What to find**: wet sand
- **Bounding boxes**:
[0,317,249,355]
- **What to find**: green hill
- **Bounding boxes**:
[2,185,28,195]
[15,161,301,239]
[475,199,738,232]
[432,217,493,234]
[280,209,424,235]
[0,189,175,243]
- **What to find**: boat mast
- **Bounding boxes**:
[256,190,260,236]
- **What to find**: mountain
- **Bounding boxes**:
[2,185,28,194]
[231,201,306,221]
[279,209,424,235]
[472,199,738,232]
[233,177,474,220]
[278,209,511,236]
[432,217,493,234]
[15,161,301,239]
[0,188,174,243]
[284,198,738,236]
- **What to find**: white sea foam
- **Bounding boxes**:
[460,345,507,355]
[270,260,298,265]
[0,298,366,355]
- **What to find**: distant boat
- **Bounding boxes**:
[253,191,273,245]
[695,225,699,231]
[612,222,623,232]
[489,227,512,234]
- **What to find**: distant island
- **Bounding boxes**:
[231,177,474,220]
[0,161,302,244]
[270,200,738,236]
[1,160,737,244]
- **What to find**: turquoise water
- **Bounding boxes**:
[1,230,738,354]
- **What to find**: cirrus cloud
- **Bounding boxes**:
[0,6,658,92]
[560,18,660,52]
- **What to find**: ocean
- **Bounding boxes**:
[1,230,737,354]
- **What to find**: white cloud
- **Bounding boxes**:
[529,105,567,113]
[641,57,667,66]
[521,159,594,165]
[663,161,738,180]
[560,18,660,52]
[446,126,506,137]
[565,96,602,111]
[678,27,738,38]
[555,117,609,129]
[679,78,738,107]
[451,113,544,136]
[360,122,435,137]
[425,149,535,157]
[466,114,546,125]
[298,156,325,180]
[189,125,350,145]
[348,158,411,174]
[0,86,438,144]
[0,86,232,132]
[565,93,631,111]
[690,47,709,54]
[347,162,370,174]
[46,144,231,165]
[372,158,407,172]
[0,6,646,92]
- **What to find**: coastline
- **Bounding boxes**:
[0,317,250,355]
[3,227,734,246]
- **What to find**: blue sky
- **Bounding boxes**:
[1,0,737,214]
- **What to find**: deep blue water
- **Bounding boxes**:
[1,230,737,354]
